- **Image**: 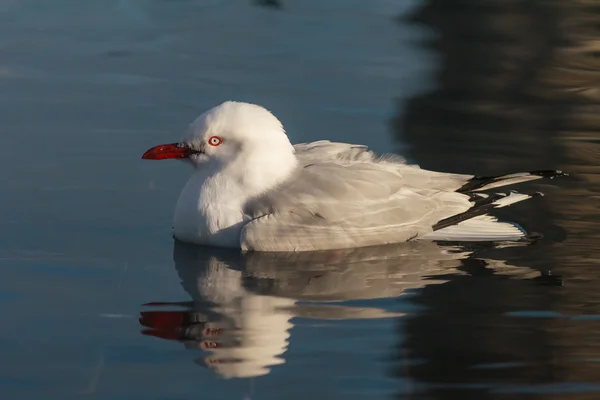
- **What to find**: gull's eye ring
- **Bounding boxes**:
[208,136,222,146]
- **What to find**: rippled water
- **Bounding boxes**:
[1,0,600,399]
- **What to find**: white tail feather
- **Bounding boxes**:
[474,173,543,192]
[420,215,528,242]
[492,192,534,208]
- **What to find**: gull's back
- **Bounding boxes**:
[240,141,476,251]
[293,140,473,191]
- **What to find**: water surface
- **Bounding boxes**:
[1,1,600,399]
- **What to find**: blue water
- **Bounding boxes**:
[2,1,600,399]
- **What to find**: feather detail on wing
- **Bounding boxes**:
[241,162,472,251]
[240,141,566,251]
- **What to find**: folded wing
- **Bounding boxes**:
[241,141,565,251]
[241,160,472,251]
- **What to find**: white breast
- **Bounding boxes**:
[173,171,246,248]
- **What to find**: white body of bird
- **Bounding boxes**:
[142,101,565,252]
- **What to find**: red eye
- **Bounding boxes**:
[208,136,222,146]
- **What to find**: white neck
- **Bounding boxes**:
[221,148,298,197]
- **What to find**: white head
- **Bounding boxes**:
[142,101,298,192]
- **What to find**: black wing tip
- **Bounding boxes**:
[528,170,569,179]
[458,169,569,193]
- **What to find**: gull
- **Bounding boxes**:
[142,101,566,252]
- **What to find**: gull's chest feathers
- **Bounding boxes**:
[172,150,299,247]
[173,170,247,247]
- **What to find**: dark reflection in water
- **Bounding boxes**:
[134,2,600,397]
[3,0,600,398]
[393,0,600,398]
[140,240,551,383]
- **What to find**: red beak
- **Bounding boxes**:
[142,143,197,160]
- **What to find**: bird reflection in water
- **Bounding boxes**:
[139,240,558,380]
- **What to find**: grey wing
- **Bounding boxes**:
[293,140,473,191]
[293,140,378,164]
[240,163,472,252]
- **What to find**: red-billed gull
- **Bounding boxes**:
[142,101,566,252]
